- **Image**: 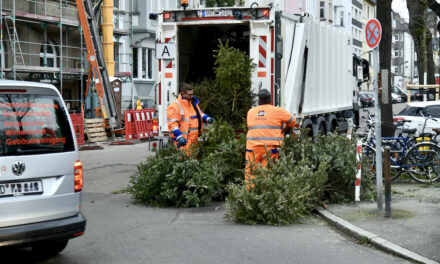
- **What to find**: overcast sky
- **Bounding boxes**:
[392,0,409,21]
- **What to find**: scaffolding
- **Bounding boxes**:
[0,0,134,113]
[0,0,85,111]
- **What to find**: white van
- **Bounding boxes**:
[0,80,86,255]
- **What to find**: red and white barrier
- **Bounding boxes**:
[124,110,136,141]
[355,140,362,202]
[124,109,157,141]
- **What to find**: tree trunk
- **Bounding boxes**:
[427,34,435,84]
[377,0,393,123]
[407,0,427,85]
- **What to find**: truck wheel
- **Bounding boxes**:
[301,119,314,138]
[327,114,338,134]
[314,116,327,136]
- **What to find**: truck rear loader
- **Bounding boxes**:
[153,5,369,138]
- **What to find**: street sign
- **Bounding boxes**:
[155,43,175,59]
[365,19,382,49]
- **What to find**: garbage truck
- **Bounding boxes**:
[153,5,369,137]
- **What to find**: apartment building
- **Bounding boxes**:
[391,10,417,88]
[361,0,375,90]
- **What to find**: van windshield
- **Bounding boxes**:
[0,93,75,156]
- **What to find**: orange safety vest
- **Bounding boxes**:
[246,104,296,149]
[188,98,205,137]
[167,95,191,140]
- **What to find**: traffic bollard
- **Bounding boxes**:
[384,146,392,218]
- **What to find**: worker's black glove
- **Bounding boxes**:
[177,136,187,146]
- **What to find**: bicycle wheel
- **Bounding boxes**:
[363,146,376,179]
[363,147,402,181]
[404,143,440,183]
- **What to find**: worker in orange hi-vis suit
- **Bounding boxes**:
[245,89,297,187]
[167,83,213,151]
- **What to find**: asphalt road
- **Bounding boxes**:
[2,140,411,264]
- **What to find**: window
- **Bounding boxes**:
[0,42,4,72]
[133,47,138,78]
[142,48,147,79]
[0,93,75,155]
[329,2,333,21]
[134,47,154,80]
[148,49,152,79]
[114,42,120,73]
[367,6,370,17]
[397,106,422,116]
[113,0,119,9]
[340,11,344,26]
[394,34,399,41]
[395,67,399,73]
[394,50,399,57]
[320,1,325,19]
[40,41,57,68]
[425,105,440,118]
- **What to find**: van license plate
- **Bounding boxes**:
[0,181,43,197]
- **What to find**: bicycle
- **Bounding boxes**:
[358,109,440,183]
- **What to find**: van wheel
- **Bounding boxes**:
[32,240,68,256]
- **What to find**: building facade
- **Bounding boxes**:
[0,0,84,111]
[331,0,363,56]
[361,0,375,91]
[391,11,417,88]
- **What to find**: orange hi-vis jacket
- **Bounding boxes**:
[187,97,206,139]
[246,104,296,149]
[166,95,206,145]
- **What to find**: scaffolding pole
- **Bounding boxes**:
[0,0,3,79]
[13,0,16,80]
[130,0,134,109]
[60,0,63,96]
[80,26,84,107]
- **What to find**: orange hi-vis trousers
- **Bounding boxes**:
[245,146,279,188]
[174,132,199,154]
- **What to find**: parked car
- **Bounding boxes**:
[365,92,375,106]
[359,92,373,107]
[394,101,440,136]
[0,81,86,255]
[391,92,402,103]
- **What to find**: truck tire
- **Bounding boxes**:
[327,114,338,134]
[301,119,314,138]
[314,116,327,136]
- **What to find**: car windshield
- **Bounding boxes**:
[0,93,75,156]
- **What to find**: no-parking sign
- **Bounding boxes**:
[365,19,382,49]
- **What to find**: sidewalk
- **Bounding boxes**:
[318,182,440,264]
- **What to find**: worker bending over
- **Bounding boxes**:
[245,89,296,186]
[167,83,213,151]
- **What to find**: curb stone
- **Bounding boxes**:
[316,208,439,264]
